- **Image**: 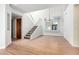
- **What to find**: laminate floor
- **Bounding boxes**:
[0,35,79,55]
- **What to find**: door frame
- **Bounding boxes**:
[11,13,22,41]
[16,18,22,39]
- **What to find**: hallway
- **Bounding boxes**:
[0,36,79,55]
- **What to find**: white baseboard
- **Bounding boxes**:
[0,46,6,49]
[64,37,79,47]
[71,44,79,47]
[43,33,63,36]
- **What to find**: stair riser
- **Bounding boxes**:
[24,26,38,39]
[24,37,30,39]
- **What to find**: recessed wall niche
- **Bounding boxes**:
[7,13,10,30]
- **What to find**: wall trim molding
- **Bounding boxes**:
[71,44,79,47]
[0,46,6,49]
[64,37,79,47]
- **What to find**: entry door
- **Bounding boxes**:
[16,18,22,39]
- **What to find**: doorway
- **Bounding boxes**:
[11,13,22,41]
[16,18,22,39]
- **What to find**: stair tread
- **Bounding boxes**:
[26,34,30,36]
[24,26,38,39]
[25,36,30,37]
[24,37,30,39]
[24,36,30,39]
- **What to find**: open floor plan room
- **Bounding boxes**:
[0,4,79,55]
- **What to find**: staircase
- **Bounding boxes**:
[24,26,38,39]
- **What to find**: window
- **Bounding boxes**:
[52,21,58,30]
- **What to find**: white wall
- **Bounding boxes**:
[29,7,64,36]
[13,19,16,38]
[5,5,23,47]
[50,7,64,35]
[22,14,34,39]
[30,9,49,34]
[30,9,49,25]
[50,7,64,18]
[64,4,74,45]
[0,4,6,48]
[22,9,48,39]
[31,18,43,39]
[22,9,49,39]
[31,26,42,39]
[74,5,79,46]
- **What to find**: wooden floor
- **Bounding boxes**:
[0,35,79,55]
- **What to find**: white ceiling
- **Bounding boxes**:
[12,4,67,13]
